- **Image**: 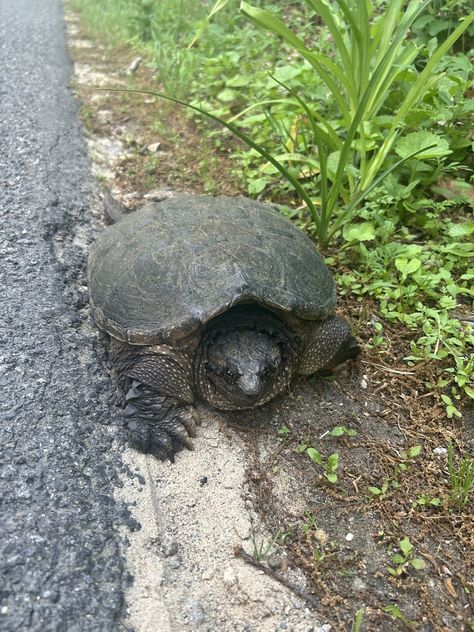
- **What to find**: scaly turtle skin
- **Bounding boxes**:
[88,194,359,459]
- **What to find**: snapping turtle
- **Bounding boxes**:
[88,194,359,459]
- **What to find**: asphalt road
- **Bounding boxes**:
[0,1,134,630]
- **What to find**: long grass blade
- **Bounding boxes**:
[269,73,329,241]
[326,143,437,244]
[304,0,355,91]
[240,2,352,123]
[100,87,319,222]
[363,10,474,187]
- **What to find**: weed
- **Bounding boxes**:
[300,513,318,535]
[250,528,282,562]
[328,425,357,438]
[351,607,365,632]
[411,494,441,509]
[383,604,418,627]
[387,536,425,577]
[447,441,474,509]
[306,447,339,484]
[369,445,422,499]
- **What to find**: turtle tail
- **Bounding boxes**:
[102,187,132,224]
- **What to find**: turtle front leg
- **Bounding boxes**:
[109,339,197,460]
[123,379,198,460]
[298,315,360,375]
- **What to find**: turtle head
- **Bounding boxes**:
[204,329,283,408]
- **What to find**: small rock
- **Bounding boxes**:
[147,142,162,153]
[182,598,205,626]
[266,552,284,571]
[168,557,182,569]
[143,188,175,202]
[201,569,213,581]
[160,535,179,557]
[223,566,237,587]
[434,447,447,456]
[352,576,366,592]
[345,532,354,542]
[360,375,368,389]
[126,56,142,74]
[199,476,208,486]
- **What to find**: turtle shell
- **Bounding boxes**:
[88,195,336,345]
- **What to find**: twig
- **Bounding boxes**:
[233,546,320,609]
[361,360,415,375]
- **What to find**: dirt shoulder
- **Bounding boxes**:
[66,6,473,631]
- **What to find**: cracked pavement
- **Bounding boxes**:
[0,1,133,630]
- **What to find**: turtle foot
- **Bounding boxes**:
[122,382,197,461]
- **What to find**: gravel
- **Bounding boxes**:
[0,1,132,630]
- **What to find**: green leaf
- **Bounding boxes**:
[330,426,345,436]
[326,472,338,483]
[441,243,474,257]
[407,445,421,458]
[306,447,323,465]
[447,223,474,238]
[399,537,413,556]
[394,257,421,275]
[410,558,425,570]
[226,75,251,88]
[464,386,474,400]
[217,88,238,102]
[271,64,302,83]
[247,177,269,195]
[395,131,452,160]
[342,222,376,242]
[327,453,339,468]
[368,486,382,495]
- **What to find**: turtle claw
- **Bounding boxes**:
[125,387,140,401]
[122,387,196,460]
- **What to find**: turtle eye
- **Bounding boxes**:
[224,368,237,382]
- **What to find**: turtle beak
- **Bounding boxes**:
[238,373,262,397]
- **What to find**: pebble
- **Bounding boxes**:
[434,447,447,455]
[345,532,354,542]
[182,598,206,626]
[143,188,175,201]
[223,566,237,587]
[360,375,368,389]
[160,536,179,557]
[126,56,142,74]
[267,552,284,571]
